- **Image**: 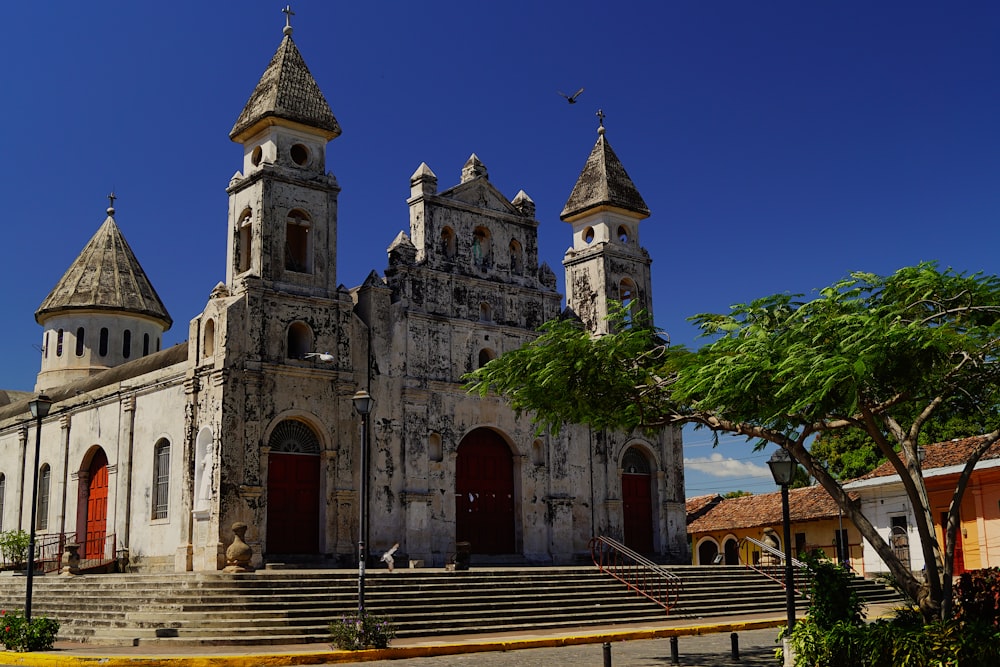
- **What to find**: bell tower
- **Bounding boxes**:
[561,113,653,334]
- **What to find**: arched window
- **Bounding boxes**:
[99,328,109,357]
[621,447,650,474]
[619,278,638,326]
[441,227,456,259]
[152,439,170,520]
[43,332,48,359]
[238,207,253,273]
[123,330,132,359]
[287,321,312,360]
[478,348,496,368]
[285,209,312,273]
[37,465,50,531]
[75,327,85,357]
[56,329,64,357]
[617,224,631,243]
[143,333,150,356]
[472,227,492,267]
[203,319,216,358]
[0,473,5,531]
[479,302,493,322]
[509,239,523,275]
[268,419,321,453]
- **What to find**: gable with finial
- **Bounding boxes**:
[437,154,525,216]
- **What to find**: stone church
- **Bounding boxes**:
[0,18,686,572]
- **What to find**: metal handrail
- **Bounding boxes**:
[589,535,683,613]
[738,536,809,597]
[3,532,118,574]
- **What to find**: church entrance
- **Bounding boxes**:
[621,447,654,554]
[84,449,109,560]
[455,429,515,554]
[266,420,321,555]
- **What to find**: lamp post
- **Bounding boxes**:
[767,447,796,633]
[352,389,374,616]
[26,394,52,623]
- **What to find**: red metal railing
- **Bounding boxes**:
[590,535,683,613]
[2,533,118,574]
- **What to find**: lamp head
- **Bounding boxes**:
[352,389,374,416]
[767,447,796,486]
[28,394,53,420]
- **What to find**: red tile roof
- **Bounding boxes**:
[852,435,1000,482]
[685,494,722,523]
[687,485,850,533]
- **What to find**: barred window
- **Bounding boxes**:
[152,439,170,520]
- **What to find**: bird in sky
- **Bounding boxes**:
[558,87,584,104]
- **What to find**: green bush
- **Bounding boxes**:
[0,609,60,651]
[0,531,30,570]
[329,611,396,650]
[953,567,1000,628]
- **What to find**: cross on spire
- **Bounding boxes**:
[596,109,606,127]
[107,191,117,216]
[282,5,295,35]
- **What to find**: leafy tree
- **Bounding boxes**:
[722,490,753,498]
[467,263,1000,620]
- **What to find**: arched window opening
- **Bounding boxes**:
[238,208,253,273]
[583,227,595,244]
[617,224,631,243]
[203,319,216,358]
[0,473,6,531]
[99,328,109,357]
[478,348,496,368]
[509,239,524,275]
[472,227,492,267]
[441,227,457,259]
[287,321,312,360]
[143,333,150,356]
[479,302,492,322]
[152,439,170,520]
[156,337,161,352]
[123,330,132,359]
[75,327,85,357]
[285,209,312,273]
[619,278,638,326]
[268,419,321,454]
[44,332,48,359]
[428,433,443,463]
[56,329,64,357]
[622,447,651,474]
[531,439,545,466]
[37,465,51,531]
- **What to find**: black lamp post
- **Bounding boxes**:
[767,447,796,632]
[352,389,373,616]
[26,394,52,623]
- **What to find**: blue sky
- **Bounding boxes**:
[2,2,998,497]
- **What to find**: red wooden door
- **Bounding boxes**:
[941,512,965,574]
[267,453,320,554]
[85,450,109,560]
[622,472,653,553]
[456,430,515,554]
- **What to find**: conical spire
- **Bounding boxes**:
[35,200,172,328]
[560,117,649,221]
[229,29,341,142]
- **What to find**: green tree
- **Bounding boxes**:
[467,263,1000,620]
[722,490,753,498]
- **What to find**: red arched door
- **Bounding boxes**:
[621,448,654,553]
[456,429,515,554]
[84,449,109,560]
[267,452,320,554]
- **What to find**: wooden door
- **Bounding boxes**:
[266,452,320,554]
[941,512,965,574]
[456,430,515,554]
[84,450,109,560]
[622,472,653,553]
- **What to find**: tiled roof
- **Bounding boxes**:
[685,494,722,523]
[687,485,850,533]
[560,128,649,221]
[851,435,1000,482]
[230,35,341,141]
[35,211,171,327]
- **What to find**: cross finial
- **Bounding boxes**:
[107,191,117,216]
[282,5,295,35]
[596,109,606,127]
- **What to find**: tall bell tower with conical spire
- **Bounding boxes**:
[561,111,654,335]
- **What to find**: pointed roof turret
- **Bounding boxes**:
[35,199,172,328]
[229,15,341,143]
[560,114,649,222]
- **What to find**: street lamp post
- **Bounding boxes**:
[352,389,374,616]
[767,447,796,634]
[26,394,53,623]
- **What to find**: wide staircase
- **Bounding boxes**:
[0,560,901,646]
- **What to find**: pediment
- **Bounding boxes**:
[440,179,520,216]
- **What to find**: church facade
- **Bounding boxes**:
[0,20,686,572]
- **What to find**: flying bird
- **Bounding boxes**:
[303,352,335,363]
[558,88,584,104]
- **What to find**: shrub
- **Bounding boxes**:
[329,611,395,650]
[0,531,30,570]
[953,567,1000,628]
[801,552,865,630]
[0,610,60,651]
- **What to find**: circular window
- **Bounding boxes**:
[290,143,310,166]
[251,146,263,166]
[583,227,595,244]
[618,225,630,243]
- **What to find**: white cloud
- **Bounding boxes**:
[684,453,771,479]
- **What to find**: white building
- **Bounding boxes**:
[0,18,686,572]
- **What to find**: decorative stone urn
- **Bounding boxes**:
[60,543,81,575]
[223,522,254,573]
